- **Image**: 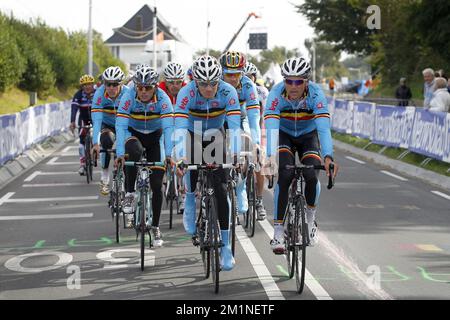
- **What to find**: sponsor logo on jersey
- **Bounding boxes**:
[317,102,323,109]
[269,98,279,110]
[211,101,219,108]
[229,98,236,105]
[180,97,189,110]
[162,103,168,110]
[190,90,195,97]
[123,100,131,111]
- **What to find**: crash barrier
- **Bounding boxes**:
[327,97,450,164]
[0,101,71,165]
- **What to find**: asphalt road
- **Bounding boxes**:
[0,142,449,300]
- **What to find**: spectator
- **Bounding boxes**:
[395,77,412,106]
[429,77,450,112]
[328,78,335,96]
[422,68,435,109]
[448,78,450,94]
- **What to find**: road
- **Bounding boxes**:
[0,142,449,300]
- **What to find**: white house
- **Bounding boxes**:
[105,5,194,74]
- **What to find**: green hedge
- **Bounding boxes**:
[0,12,125,97]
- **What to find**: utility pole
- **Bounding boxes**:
[88,0,93,75]
[223,12,259,54]
[206,0,210,55]
[312,40,316,83]
[153,4,157,70]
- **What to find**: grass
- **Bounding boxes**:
[332,131,450,177]
[0,87,73,115]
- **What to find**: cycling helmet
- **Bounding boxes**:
[243,62,258,77]
[187,67,193,81]
[192,56,222,82]
[79,74,95,85]
[281,57,311,79]
[102,66,125,82]
[219,51,246,73]
[163,62,185,80]
[133,64,159,85]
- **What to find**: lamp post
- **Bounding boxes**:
[88,0,93,75]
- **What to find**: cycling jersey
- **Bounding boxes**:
[91,85,131,145]
[234,75,261,145]
[71,89,95,124]
[264,81,333,159]
[159,81,187,105]
[115,87,174,158]
[173,80,241,160]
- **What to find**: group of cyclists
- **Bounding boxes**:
[70,52,338,272]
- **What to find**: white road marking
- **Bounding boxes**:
[2,196,99,204]
[47,157,59,164]
[61,146,72,153]
[0,192,15,206]
[0,213,94,221]
[258,219,333,300]
[5,251,73,273]
[345,156,366,164]
[23,182,99,188]
[431,191,450,201]
[236,225,285,300]
[24,171,41,182]
[380,170,408,181]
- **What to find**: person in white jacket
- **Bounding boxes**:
[429,77,450,112]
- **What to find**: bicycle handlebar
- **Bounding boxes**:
[178,163,235,171]
[125,161,165,167]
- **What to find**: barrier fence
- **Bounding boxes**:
[328,97,450,164]
[0,101,71,165]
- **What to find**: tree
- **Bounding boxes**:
[296,0,376,55]
[250,46,300,75]
[0,15,25,92]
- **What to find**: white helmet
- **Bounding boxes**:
[244,62,258,77]
[102,66,125,82]
[164,62,185,80]
[281,57,311,79]
[192,55,222,82]
[134,64,159,85]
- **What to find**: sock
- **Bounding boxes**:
[101,168,109,183]
[274,223,284,238]
[306,207,316,225]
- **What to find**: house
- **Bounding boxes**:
[105,4,193,74]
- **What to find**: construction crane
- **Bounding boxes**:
[222,12,259,54]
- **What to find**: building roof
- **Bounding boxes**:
[105,5,185,44]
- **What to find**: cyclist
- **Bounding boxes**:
[115,64,174,248]
[70,74,96,176]
[244,62,269,220]
[219,51,262,220]
[92,66,129,195]
[264,57,339,253]
[174,55,241,271]
[159,62,188,214]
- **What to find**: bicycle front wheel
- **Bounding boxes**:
[140,191,147,271]
[207,196,220,294]
[229,186,237,257]
[295,197,307,294]
[285,207,296,279]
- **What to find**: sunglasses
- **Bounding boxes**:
[224,73,241,78]
[137,85,155,92]
[285,79,306,86]
[167,80,183,85]
[197,81,219,88]
[105,82,120,87]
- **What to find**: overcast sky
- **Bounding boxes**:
[0,0,315,55]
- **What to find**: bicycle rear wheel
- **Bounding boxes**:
[196,195,210,279]
[295,197,307,294]
[114,174,121,243]
[246,172,256,237]
[208,196,220,294]
[285,207,296,279]
[229,186,237,257]
[169,176,175,229]
[84,136,92,184]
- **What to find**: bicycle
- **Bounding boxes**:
[227,166,239,257]
[124,152,164,271]
[268,163,334,294]
[99,149,126,243]
[180,162,235,294]
[80,124,94,184]
[241,150,260,238]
